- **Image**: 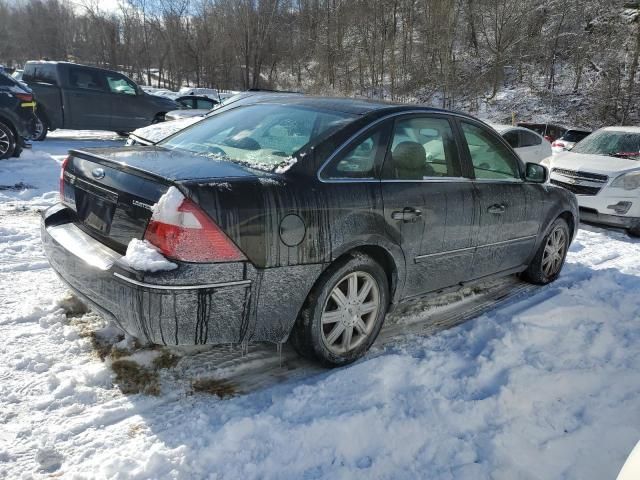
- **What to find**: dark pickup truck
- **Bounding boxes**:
[22,61,179,138]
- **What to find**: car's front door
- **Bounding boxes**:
[105,73,150,131]
[63,66,112,130]
[458,120,543,279]
[380,114,478,299]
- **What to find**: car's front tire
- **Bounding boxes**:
[290,253,389,367]
[523,217,570,284]
[0,122,17,159]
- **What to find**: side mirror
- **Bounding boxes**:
[525,162,547,183]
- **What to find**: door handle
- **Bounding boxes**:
[487,204,506,214]
[391,207,422,222]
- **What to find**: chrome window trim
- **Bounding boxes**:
[318,110,473,184]
[113,272,251,291]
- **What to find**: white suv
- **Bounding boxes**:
[542,126,640,236]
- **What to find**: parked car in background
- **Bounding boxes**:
[22,61,179,140]
[543,126,640,236]
[551,128,591,153]
[127,90,303,145]
[175,95,219,111]
[490,124,552,164]
[43,96,577,366]
[518,122,566,143]
[0,70,36,159]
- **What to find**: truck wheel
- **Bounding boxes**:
[289,253,389,367]
[33,115,48,141]
[628,226,640,238]
[0,122,17,160]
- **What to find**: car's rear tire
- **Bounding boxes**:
[289,253,389,367]
[32,115,48,141]
[522,218,570,284]
[0,122,17,160]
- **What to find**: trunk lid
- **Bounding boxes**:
[61,146,259,252]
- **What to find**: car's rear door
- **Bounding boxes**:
[380,113,478,299]
[62,65,112,130]
[457,119,543,279]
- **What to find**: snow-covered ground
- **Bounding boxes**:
[1,131,640,479]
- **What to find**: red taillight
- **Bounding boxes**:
[552,141,564,147]
[59,156,69,197]
[144,188,246,263]
[15,93,33,102]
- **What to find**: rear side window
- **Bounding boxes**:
[520,131,542,147]
[321,125,389,180]
[461,121,521,180]
[23,63,57,85]
[383,116,460,179]
[69,67,105,91]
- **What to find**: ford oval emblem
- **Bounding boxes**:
[92,168,105,180]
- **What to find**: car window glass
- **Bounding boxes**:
[520,131,541,147]
[322,128,385,179]
[503,130,519,148]
[196,98,215,109]
[162,104,354,168]
[69,68,105,91]
[24,64,57,85]
[384,116,459,180]
[106,75,137,95]
[461,121,521,180]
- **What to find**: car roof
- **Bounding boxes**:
[600,126,640,133]
[235,94,467,117]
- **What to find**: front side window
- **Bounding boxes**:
[503,130,519,149]
[520,131,542,147]
[383,116,460,180]
[161,104,354,170]
[107,75,137,95]
[69,68,105,91]
[461,121,521,180]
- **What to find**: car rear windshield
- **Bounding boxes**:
[571,130,640,159]
[160,104,355,171]
[561,130,590,143]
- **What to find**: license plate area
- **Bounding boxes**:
[75,178,118,235]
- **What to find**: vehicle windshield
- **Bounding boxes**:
[160,104,355,170]
[571,130,640,159]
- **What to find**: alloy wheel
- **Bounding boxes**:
[321,271,380,355]
[0,128,10,156]
[542,226,567,277]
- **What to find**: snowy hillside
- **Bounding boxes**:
[1,132,639,479]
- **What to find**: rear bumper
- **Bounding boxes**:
[41,204,253,345]
[579,207,640,231]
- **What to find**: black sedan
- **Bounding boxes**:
[41,97,578,366]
